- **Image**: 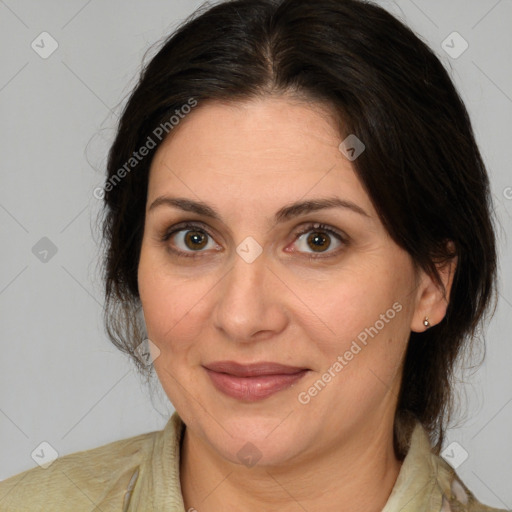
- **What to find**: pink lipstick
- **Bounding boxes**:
[203,361,309,401]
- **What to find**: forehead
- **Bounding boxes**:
[147,96,375,218]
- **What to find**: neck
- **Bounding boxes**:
[180,418,403,512]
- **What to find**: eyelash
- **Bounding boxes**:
[161,222,348,260]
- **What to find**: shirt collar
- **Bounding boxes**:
[132,411,449,512]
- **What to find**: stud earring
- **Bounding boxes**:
[423,316,430,328]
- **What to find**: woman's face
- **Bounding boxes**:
[138,96,434,467]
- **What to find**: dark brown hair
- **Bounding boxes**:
[100,0,498,457]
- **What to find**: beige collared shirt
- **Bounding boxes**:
[0,411,506,511]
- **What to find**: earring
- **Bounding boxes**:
[423,316,430,328]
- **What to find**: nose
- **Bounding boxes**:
[213,249,289,343]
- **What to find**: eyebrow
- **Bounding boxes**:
[148,196,370,224]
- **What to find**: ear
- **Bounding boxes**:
[411,243,458,333]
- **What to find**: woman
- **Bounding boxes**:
[0,0,506,510]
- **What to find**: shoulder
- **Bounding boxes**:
[431,448,508,512]
[0,429,159,512]
[396,420,508,512]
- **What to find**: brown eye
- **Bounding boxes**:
[306,231,332,252]
[162,223,218,258]
[183,230,208,250]
[290,223,348,258]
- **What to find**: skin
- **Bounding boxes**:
[137,95,456,512]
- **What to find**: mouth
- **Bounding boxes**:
[202,361,310,401]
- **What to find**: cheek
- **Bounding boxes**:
[138,251,217,356]
[300,262,408,343]
[298,260,413,389]
[293,282,411,421]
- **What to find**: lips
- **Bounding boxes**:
[203,361,310,401]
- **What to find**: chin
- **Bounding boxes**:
[220,433,305,469]
[199,411,313,468]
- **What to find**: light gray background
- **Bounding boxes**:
[1,0,511,508]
